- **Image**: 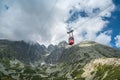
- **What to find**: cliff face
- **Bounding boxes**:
[0,40,48,64]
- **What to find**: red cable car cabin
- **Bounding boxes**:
[69,37,74,45]
[67,30,74,45]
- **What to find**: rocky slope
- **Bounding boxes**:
[58,41,120,63]
[0,40,120,80]
[82,58,120,80]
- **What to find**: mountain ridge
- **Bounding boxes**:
[0,39,120,80]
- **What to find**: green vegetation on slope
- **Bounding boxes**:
[93,64,120,80]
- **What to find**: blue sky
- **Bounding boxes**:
[101,0,120,48]
[0,0,120,48]
[106,0,120,48]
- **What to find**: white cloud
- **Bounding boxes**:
[95,31,112,45]
[115,35,120,48]
[0,0,115,46]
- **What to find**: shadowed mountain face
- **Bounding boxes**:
[0,40,48,64]
[0,40,120,80]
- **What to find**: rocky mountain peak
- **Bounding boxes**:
[47,44,56,52]
[58,41,68,48]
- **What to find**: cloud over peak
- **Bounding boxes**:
[0,0,115,46]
